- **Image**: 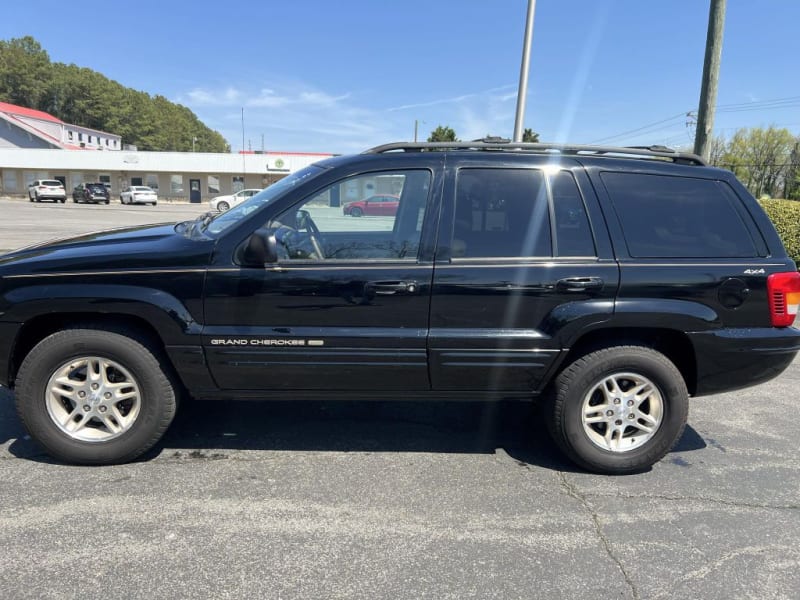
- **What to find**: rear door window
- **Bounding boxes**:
[453,168,551,258]
[600,172,760,258]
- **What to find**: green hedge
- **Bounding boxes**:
[759,199,800,268]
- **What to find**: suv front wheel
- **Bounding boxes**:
[15,327,178,464]
[546,345,688,475]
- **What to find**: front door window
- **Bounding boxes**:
[269,170,431,262]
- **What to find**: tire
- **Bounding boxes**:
[60,199,66,203]
[546,345,688,475]
[217,201,230,212]
[350,207,363,217]
[15,327,178,465]
[105,199,110,205]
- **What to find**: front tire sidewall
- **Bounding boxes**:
[550,348,688,474]
[16,329,177,465]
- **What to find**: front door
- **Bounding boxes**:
[203,165,442,391]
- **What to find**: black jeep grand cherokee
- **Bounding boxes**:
[2,140,799,473]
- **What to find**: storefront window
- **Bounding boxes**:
[170,175,184,195]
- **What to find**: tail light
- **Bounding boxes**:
[767,272,800,327]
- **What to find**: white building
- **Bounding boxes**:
[0,101,122,151]
[0,101,333,202]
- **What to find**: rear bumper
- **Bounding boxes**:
[689,327,800,396]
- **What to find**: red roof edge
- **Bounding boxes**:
[0,101,63,124]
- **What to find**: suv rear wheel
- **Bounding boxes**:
[15,327,178,464]
[546,345,688,474]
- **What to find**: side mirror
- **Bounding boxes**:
[242,228,278,266]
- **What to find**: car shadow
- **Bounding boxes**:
[3,394,707,471]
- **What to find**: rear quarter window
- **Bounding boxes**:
[601,172,760,258]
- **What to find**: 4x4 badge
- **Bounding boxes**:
[743,268,765,275]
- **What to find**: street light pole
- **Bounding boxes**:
[513,0,536,143]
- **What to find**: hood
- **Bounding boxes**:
[0,222,214,276]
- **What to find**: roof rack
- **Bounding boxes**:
[363,138,706,166]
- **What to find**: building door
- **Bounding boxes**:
[189,178,201,203]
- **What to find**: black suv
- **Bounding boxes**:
[2,140,799,473]
[72,182,110,204]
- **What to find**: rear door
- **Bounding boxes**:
[428,155,619,392]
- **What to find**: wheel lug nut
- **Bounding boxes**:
[628,414,635,419]
[104,392,111,399]
[83,405,91,412]
[613,398,621,404]
[78,391,86,398]
[606,410,614,417]
[98,406,107,413]
[627,400,634,407]
[615,419,623,426]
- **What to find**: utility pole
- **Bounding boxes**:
[693,0,726,161]
[513,0,536,143]
[414,119,418,143]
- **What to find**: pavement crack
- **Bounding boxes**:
[558,472,640,600]
[584,491,799,512]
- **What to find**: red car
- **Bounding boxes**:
[343,194,399,217]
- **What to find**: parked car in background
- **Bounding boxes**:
[72,183,110,204]
[343,194,399,217]
[28,179,66,203]
[210,188,262,212]
[120,186,158,206]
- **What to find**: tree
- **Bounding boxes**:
[707,134,727,167]
[427,125,458,143]
[522,128,539,143]
[0,35,230,152]
[0,36,52,108]
[721,127,795,198]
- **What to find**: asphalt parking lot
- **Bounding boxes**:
[0,196,799,599]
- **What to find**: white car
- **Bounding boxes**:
[28,179,67,203]
[121,186,158,206]
[209,188,261,212]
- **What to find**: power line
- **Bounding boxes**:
[588,112,686,144]
[591,94,800,146]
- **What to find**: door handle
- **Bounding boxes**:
[365,280,419,295]
[556,277,604,292]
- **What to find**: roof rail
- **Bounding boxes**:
[362,138,706,166]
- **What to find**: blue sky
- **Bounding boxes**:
[3,0,799,154]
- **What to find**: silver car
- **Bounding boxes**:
[28,179,67,203]
[120,186,158,206]
[209,188,262,212]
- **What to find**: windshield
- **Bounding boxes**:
[202,165,324,237]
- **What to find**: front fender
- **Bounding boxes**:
[1,282,204,343]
